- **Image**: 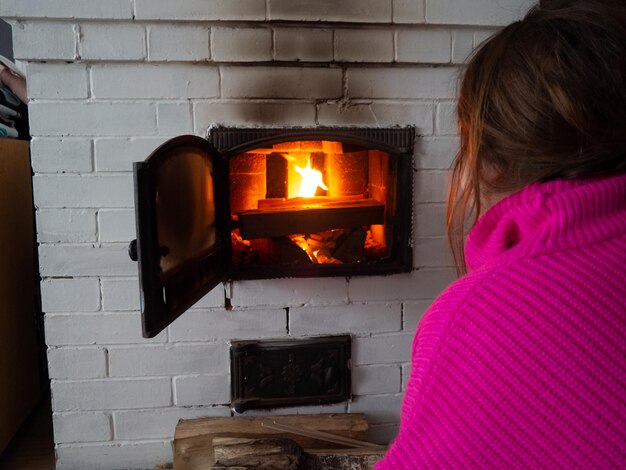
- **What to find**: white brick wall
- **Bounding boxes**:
[6,1,530,467]
[147,25,210,62]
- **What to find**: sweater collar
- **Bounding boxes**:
[465,173,626,272]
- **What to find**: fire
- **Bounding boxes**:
[295,160,328,197]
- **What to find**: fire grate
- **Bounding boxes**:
[230,335,351,412]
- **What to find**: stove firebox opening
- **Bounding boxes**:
[229,140,397,270]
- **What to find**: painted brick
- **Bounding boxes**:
[45,313,166,346]
[353,333,414,365]
[29,102,156,136]
[335,29,394,63]
[436,102,457,135]
[369,423,399,445]
[31,138,93,174]
[474,29,496,47]
[135,0,266,21]
[27,63,88,100]
[414,203,446,237]
[113,407,230,440]
[98,210,135,243]
[349,394,402,424]
[416,136,459,169]
[12,22,75,60]
[56,441,171,470]
[157,102,193,135]
[37,209,97,243]
[91,64,219,99]
[413,236,455,268]
[274,28,333,62]
[51,378,172,411]
[174,374,230,406]
[79,23,145,60]
[194,285,226,309]
[211,27,272,62]
[230,277,348,308]
[148,25,210,61]
[39,244,136,277]
[41,278,100,312]
[100,278,140,311]
[452,30,474,63]
[108,344,228,377]
[401,362,411,390]
[33,174,134,208]
[414,170,449,202]
[396,30,451,63]
[348,269,454,303]
[317,102,433,133]
[94,137,167,172]
[221,66,342,99]
[268,0,392,22]
[194,101,316,132]
[347,67,457,99]
[289,303,401,335]
[403,300,433,331]
[412,267,457,297]
[169,308,285,342]
[316,104,378,127]
[0,0,132,19]
[48,347,107,379]
[372,103,433,132]
[426,0,533,25]
[393,0,425,24]
[353,365,401,395]
[53,412,112,444]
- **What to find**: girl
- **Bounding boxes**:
[376,1,626,467]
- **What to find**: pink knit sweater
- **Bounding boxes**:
[376,173,626,468]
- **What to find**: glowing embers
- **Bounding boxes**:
[231,227,386,267]
[229,140,393,268]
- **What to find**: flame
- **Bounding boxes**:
[295,160,328,197]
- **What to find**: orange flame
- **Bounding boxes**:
[295,160,328,197]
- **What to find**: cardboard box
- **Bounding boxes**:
[0,139,40,454]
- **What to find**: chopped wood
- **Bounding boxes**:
[332,228,367,263]
[212,437,303,470]
[173,414,368,470]
[210,437,385,470]
[266,153,288,199]
[260,421,384,450]
[237,199,384,240]
[250,237,313,266]
[257,195,363,210]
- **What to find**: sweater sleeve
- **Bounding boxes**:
[374,273,483,469]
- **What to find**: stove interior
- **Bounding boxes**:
[229,140,397,269]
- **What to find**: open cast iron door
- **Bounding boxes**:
[129,135,230,338]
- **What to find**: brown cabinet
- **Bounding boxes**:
[0,139,40,454]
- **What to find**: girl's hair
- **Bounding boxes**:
[448,0,626,273]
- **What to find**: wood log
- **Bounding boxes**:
[211,437,384,470]
[257,195,362,210]
[173,414,368,470]
[212,437,303,470]
[266,153,288,199]
[237,199,384,240]
[332,228,367,263]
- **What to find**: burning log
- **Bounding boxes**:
[332,228,367,263]
[250,237,314,266]
[237,199,384,240]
